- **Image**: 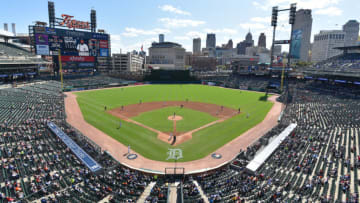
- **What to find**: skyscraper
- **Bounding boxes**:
[312,30,345,62]
[206,33,216,49]
[227,39,233,49]
[159,34,164,43]
[343,20,359,46]
[193,38,201,55]
[292,9,312,62]
[258,33,266,48]
[236,31,254,55]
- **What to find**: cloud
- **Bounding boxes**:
[250,16,271,23]
[186,31,206,39]
[239,23,267,30]
[159,5,191,16]
[174,36,190,41]
[159,18,205,28]
[203,28,238,35]
[113,37,158,53]
[122,27,170,37]
[252,0,340,10]
[314,7,343,16]
[110,34,123,53]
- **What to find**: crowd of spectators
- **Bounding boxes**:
[308,53,360,75]
[194,80,359,202]
[1,76,359,203]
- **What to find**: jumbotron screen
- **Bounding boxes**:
[34,26,109,69]
[34,26,109,57]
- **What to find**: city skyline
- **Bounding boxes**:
[1,0,359,53]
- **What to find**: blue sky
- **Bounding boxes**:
[1,0,359,53]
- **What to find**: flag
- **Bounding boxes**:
[141,45,143,52]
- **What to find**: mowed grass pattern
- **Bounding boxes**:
[132,106,217,133]
[75,85,273,162]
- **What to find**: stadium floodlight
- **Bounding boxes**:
[289,3,296,24]
[91,10,97,33]
[48,1,55,28]
[271,6,278,27]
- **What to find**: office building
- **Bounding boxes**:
[343,20,359,46]
[312,30,345,62]
[159,34,165,43]
[237,32,254,55]
[112,53,144,72]
[191,56,217,71]
[258,33,266,48]
[273,45,282,56]
[193,38,201,55]
[149,42,185,70]
[206,33,216,49]
[292,9,312,62]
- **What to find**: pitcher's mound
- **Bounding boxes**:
[168,115,183,121]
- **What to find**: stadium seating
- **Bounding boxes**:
[0,77,359,203]
[0,81,152,202]
[63,75,135,90]
[308,53,360,75]
[0,42,32,57]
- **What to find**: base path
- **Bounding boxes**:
[108,101,238,119]
[108,101,239,145]
[64,89,283,174]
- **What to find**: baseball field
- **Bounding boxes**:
[75,84,273,162]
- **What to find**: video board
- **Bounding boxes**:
[34,26,109,57]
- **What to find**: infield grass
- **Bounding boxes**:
[75,84,273,162]
[132,106,217,133]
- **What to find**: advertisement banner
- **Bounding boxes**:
[290,30,302,59]
[61,56,95,69]
[36,45,49,55]
[100,48,109,57]
[99,40,108,48]
[61,56,95,62]
[35,34,48,45]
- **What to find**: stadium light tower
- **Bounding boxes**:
[269,6,278,75]
[48,1,55,28]
[287,3,297,67]
[269,4,297,93]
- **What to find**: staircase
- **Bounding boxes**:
[168,182,179,203]
[137,181,156,203]
[193,180,209,203]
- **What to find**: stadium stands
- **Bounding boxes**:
[306,53,360,78]
[0,81,153,202]
[63,75,136,91]
[0,75,359,202]
[0,42,32,57]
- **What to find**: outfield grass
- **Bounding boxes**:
[132,106,217,133]
[75,85,273,162]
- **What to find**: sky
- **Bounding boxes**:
[1,0,359,54]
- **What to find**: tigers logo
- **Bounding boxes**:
[59,14,90,29]
[166,148,183,160]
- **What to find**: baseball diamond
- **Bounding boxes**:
[70,84,276,163]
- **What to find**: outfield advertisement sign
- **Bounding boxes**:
[290,30,302,59]
[60,56,95,69]
[47,122,102,173]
